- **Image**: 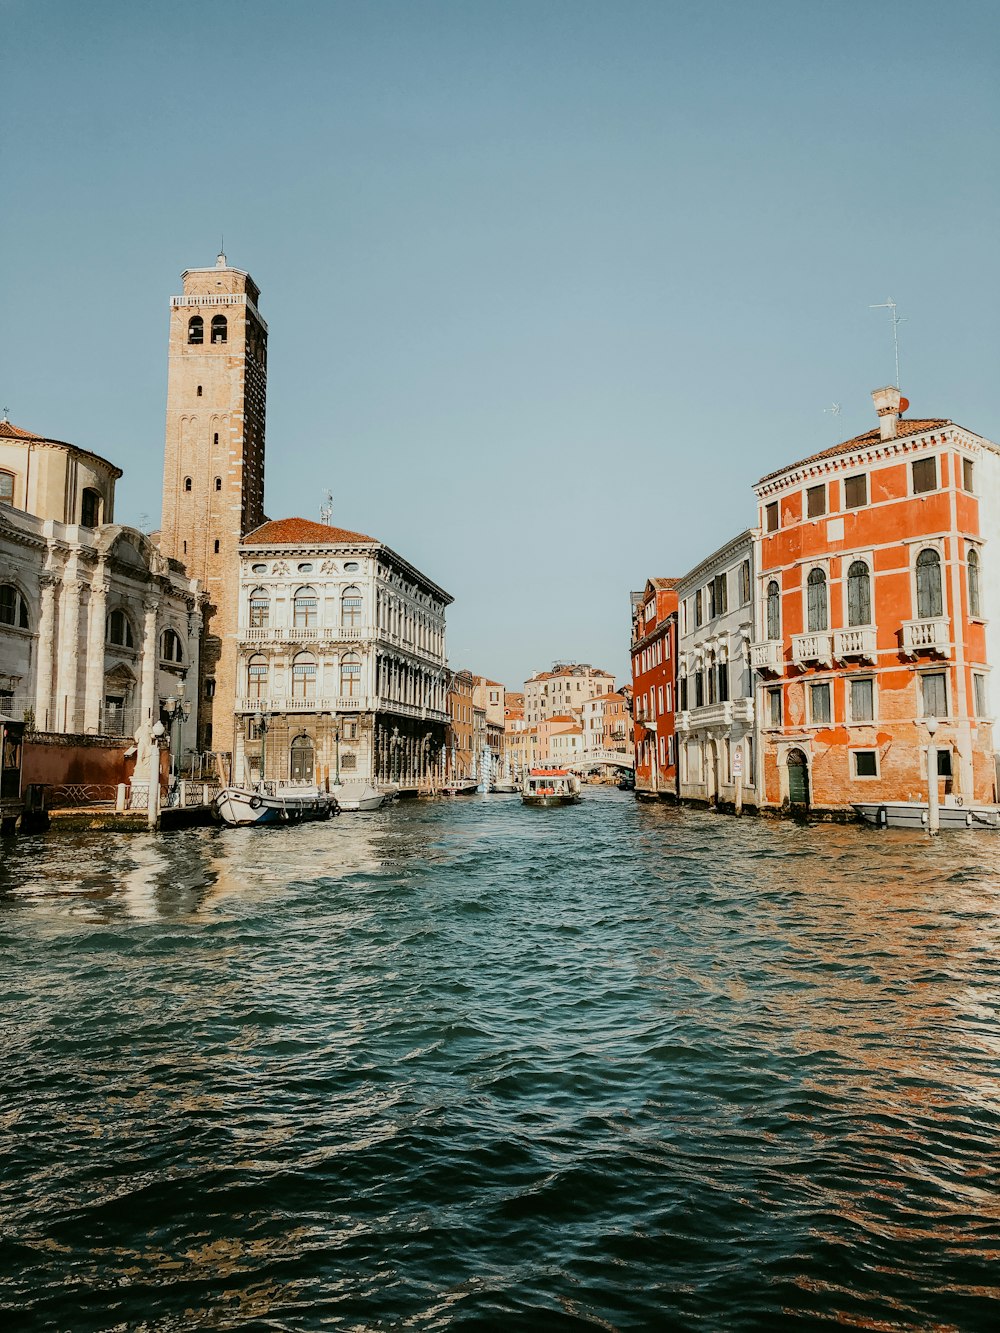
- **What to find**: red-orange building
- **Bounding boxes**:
[751,387,995,812]
[630,578,679,796]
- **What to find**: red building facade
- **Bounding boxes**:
[630,578,679,797]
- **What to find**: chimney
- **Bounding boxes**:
[872,385,902,441]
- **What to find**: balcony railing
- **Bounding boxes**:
[791,632,833,668]
[834,627,878,663]
[902,618,950,657]
[241,625,368,644]
[237,695,370,714]
[750,640,783,674]
[677,697,755,732]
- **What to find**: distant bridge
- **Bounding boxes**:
[537,749,634,773]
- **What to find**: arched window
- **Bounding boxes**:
[968,548,981,618]
[290,734,314,782]
[188,316,204,345]
[160,628,184,663]
[247,654,268,699]
[341,585,363,627]
[847,560,871,627]
[766,580,780,640]
[106,608,134,648]
[916,548,943,619]
[211,315,228,344]
[291,652,316,699]
[806,568,828,633]
[0,584,29,629]
[80,487,101,527]
[214,477,222,491]
[0,471,14,504]
[184,477,192,492]
[293,586,318,629]
[340,652,362,697]
[249,588,269,628]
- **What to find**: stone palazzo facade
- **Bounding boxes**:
[234,518,451,787]
[0,418,201,741]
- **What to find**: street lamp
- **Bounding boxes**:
[254,708,271,786]
[925,715,940,835]
[163,685,192,779]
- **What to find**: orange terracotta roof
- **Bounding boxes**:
[0,420,41,440]
[243,517,376,545]
[649,577,681,590]
[757,419,952,485]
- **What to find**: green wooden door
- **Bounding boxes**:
[787,749,809,805]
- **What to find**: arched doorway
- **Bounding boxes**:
[787,748,809,807]
[290,734,315,783]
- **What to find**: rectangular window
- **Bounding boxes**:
[768,687,782,727]
[695,673,704,707]
[844,473,867,508]
[937,749,953,777]
[740,560,751,605]
[807,484,826,518]
[921,671,948,718]
[849,677,874,722]
[0,471,14,503]
[718,662,729,702]
[249,595,269,628]
[963,457,975,493]
[853,750,878,778]
[658,686,664,712]
[974,673,987,717]
[679,676,688,710]
[766,501,779,533]
[713,573,728,616]
[912,456,937,494]
[809,681,832,724]
[695,590,703,627]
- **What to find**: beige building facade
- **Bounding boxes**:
[159,253,268,761]
[0,418,201,745]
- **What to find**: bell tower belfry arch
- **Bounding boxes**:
[160,253,268,760]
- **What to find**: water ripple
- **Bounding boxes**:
[2,791,1000,1329]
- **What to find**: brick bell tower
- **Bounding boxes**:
[160,253,267,762]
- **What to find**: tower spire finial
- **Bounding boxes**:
[216,236,227,268]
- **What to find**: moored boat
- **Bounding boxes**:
[441,779,478,796]
[491,780,519,794]
[213,784,337,827]
[522,768,582,807]
[331,781,387,812]
[853,799,1000,831]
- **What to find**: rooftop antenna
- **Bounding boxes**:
[1,406,8,424]
[869,296,906,388]
[824,402,842,419]
[319,490,334,525]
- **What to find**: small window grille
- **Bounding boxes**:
[215,477,222,491]
[184,477,192,492]
[197,385,203,398]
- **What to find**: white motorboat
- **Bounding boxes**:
[213,784,337,827]
[331,781,386,812]
[853,799,1000,831]
[521,768,582,808]
[491,780,520,794]
[441,778,478,796]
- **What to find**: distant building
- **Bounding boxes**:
[581,691,634,771]
[524,663,616,726]
[630,579,679,796]
[234,517,451,787]
[446,669,475,779]
[472,675,505,769]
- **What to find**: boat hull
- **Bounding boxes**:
[522,793,581,807]
[331,782,386,812]
[853,800,1000,831]
[491,781,519,794]
[213,787,336,827]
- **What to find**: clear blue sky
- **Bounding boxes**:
[3,0,998,688]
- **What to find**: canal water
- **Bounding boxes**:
[2,789,999,1331]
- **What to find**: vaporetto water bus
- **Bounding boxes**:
[521,768,582,808]
[853,798,1000,830]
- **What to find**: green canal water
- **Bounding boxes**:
[1,789,999,1330]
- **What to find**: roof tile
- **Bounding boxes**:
[243,516,376,546]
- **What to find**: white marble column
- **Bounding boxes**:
[84,565,109,733]
[34,574,60,731]
[139,598,160,725]
[55,577,87,733]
